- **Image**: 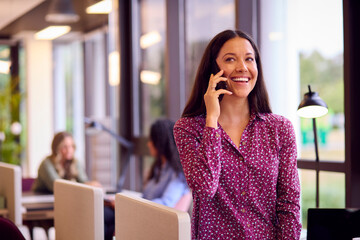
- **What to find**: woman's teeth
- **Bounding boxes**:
[231,77,248,82]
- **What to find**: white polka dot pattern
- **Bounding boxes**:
[174,112,302,240]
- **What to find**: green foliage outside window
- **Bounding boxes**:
[0,45,24,165]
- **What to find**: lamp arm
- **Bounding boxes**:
[84,117,133,150]
[98,124,133,150]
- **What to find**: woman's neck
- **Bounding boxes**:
[219,95,250,123]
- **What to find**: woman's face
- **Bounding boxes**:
[215,37,258,98]
[59,136,75,160]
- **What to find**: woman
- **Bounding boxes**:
[32,131,100,193]
[104,119,189,240]
[142,119,189,206]
[174,30,301,239]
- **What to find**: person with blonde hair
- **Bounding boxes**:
[32,131,100,193]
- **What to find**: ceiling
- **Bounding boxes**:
[0,0,108,38]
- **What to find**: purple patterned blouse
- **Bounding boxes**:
[174,112,301,240]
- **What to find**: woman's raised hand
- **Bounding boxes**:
[204,70,232,128]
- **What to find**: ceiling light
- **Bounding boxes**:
[45,0,79,23]
[140,31,162,49]
[0,60,11,74]
[35,26,71,40]
[140,70,161,85]
[86,0,112,14]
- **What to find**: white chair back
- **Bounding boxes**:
[0,162,22,225]
[54,179,104,240]
[115,193,191,240]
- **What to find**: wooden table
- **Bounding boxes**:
[22,193,54,240]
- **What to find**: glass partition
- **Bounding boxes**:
[185,0,235,99]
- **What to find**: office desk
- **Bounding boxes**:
[22,193,54,240]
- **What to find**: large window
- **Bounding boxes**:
[0,44,24,166]
[139,0,166,134]
[291,0,344,228]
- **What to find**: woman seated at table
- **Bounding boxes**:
[32,131,101,193]
[104,119,190,240]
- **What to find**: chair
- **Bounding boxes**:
[115,192,191,240]
[0,217,26,240]
[0,162,22,225]
[54,179,104,240]
[307,208,360,240]
[22,177,35,192]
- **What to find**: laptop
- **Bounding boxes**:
[307,208,360,240]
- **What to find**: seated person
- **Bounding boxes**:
[104,119,190,240]
[142,118,190,206]
[32,131,101,193]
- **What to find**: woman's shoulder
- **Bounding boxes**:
[257,112,293,125]
[174,115,206,129]
[257,113,295,137]
[40,157,53,167]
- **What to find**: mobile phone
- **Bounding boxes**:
[212,62,227,90]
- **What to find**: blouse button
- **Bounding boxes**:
[239,156,244,161]
[216,133,220,138]
[241,191,246,196]
[241,208,246,213]
[241,141,246,146]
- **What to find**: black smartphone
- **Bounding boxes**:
[212,62,227,90]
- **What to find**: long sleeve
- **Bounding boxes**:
[276,118,302,239]
[75,160,88,183]
[35,158,61,193]
[142,164,189,207]
[174,117,222,199]
[149,175,189,207]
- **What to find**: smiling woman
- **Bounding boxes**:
[174,29,301,240]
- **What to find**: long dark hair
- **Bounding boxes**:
[182,29,271,117]
[147,119,184,183]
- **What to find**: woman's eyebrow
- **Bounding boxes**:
[222,52,254,58]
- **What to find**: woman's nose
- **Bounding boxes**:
[235,60,248,72]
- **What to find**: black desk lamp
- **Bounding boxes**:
[297,85,328,208]
[84,117,133,191]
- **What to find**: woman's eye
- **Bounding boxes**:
[246,57,254,62]
[225,57,235,62]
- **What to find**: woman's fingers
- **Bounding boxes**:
[208,74,227,91]
[217,89,232,96]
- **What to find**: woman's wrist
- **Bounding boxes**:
[206,116,218,129]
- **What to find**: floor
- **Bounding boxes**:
[18,225,55,240]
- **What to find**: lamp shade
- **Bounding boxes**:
[45,0,79,23]
[297,85,328,118]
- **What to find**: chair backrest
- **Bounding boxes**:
[54,179,104,240]
[307,208,360,240]
[115,193,191,240]
[22,177,35,192]
[0,162,22,225]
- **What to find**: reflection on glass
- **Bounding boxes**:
[140,31,162,49]
[299,169,316,229]
[140,0,166,134]
[319,171,345,208]
[295,0,344,162]
[140,70,161,85]
[185,0,235,99]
